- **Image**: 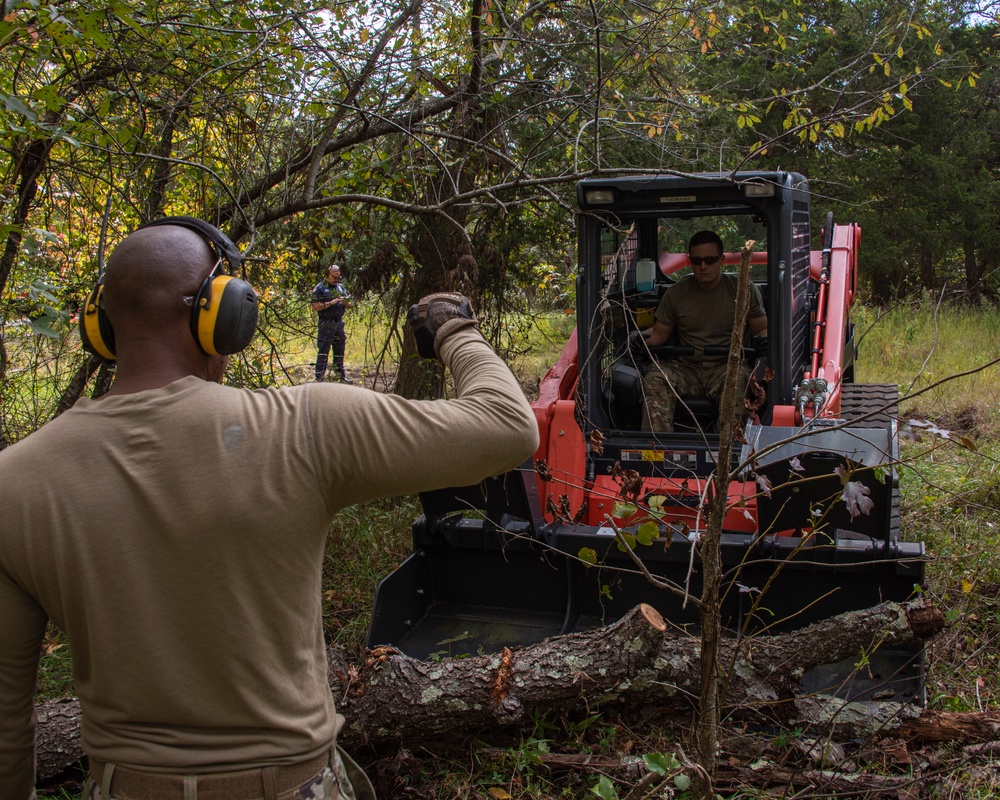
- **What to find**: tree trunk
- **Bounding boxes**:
[963,236,982,302]
[54,355,108,416]
[35,599,944,782]
[393,0,487,400]
[693,242,757,797]
[0,138,53,296]
[918,244,934,292]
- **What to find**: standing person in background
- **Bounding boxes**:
[312,263,352,383]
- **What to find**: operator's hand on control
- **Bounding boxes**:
[628,330,649,357]
[627,330,654,372]
[408,292,478,359]
[751,335,768,358]
[750,335,770,381]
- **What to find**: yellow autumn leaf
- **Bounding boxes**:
[962,579,973,593]
[488,789,512,800]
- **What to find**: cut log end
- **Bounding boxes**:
[639,603,667,632]
[906,601,946,640]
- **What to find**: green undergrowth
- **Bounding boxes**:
[900,435,1000,713]
[322,496,419,654]
[866,299,1000,716]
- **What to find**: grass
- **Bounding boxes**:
[27,300,1000,798]
[854,301,1000,433]
[853,302,1000,715]
[899,436,1000,713]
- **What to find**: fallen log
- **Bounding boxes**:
[35,599,944,783]
[333,598,944,746]
[896,709,1000,743]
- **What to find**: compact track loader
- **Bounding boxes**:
[367,172,925,702]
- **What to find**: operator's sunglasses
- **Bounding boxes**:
[689,255,722,266]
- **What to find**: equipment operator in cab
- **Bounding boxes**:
[637,230,768,431]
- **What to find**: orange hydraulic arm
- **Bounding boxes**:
[798,222,861,421]
[531,329,585,522]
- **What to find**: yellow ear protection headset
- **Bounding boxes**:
[80,216,260,359]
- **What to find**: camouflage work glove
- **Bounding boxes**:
[408,292,478,359]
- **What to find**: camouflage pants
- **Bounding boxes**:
[85,746,371,800]
[641,359,749,432]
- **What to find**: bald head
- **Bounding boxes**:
[103,225,216,336]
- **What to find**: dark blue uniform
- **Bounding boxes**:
[312,278,350,381]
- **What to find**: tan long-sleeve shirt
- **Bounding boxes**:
[0,327,538,798]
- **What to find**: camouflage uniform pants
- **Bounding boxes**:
[641,359,749,432]
[85,746,373,800]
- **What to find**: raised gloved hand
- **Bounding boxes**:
[408,292,478,359]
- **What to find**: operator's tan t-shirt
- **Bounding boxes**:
[0,328,538,797]
[654,273,766,364]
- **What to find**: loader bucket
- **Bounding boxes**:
[365,467,926,703]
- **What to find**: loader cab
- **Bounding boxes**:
[576,172,815,478]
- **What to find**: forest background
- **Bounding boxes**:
[3,0,999,406]
[5,0,1000,797]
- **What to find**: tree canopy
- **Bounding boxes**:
[1,0,997,400]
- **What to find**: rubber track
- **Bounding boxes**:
[839,382,899,425]
[839,383,901,543]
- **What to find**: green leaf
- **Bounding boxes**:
[29,318,61,338]
[636,521,658,546]
[611,502,636,518]
[615,532,636,552]
[578,547,598,566]
[642,752,678,775]
[591,775,618,799]
[3,94,38,122]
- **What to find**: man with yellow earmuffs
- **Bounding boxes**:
[0,218,538,800]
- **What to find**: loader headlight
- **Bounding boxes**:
[742,181,775,198]
[584,189,615,205]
